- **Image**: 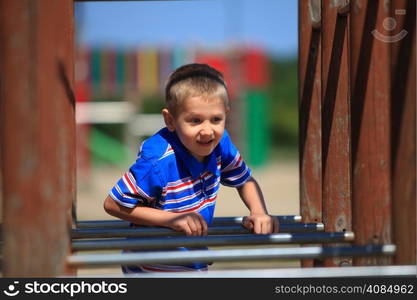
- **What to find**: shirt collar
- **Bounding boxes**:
[161,128,220,179]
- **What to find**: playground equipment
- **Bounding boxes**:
[0,0,415,277]
[299,0,416,268]
[67,214,402,274]
[75,214,302,228]
[72,232,355,251]
[68,245,396,268]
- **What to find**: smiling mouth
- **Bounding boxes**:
[197,140,213,146]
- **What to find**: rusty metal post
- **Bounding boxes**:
[320,0,352,267]
[390,0,416,265]
[0,0,75,276]
[350,0,392,265]
[299,0,323,268]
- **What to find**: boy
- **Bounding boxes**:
[103,63,279,273]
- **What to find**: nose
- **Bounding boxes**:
[200,123,214,137]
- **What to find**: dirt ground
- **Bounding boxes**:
[75,158,300,276]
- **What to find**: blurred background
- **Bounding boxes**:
[74,0,300,228]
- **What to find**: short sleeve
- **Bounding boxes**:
[108,157,163,208]
[219,130,252,187]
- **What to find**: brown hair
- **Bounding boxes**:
[165,63,229,115]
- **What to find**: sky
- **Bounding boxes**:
[75,0,298,58]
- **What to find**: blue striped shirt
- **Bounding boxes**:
[109,127,252,272]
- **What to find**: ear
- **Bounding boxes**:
[225,106,231,115]
[162,108,175,131]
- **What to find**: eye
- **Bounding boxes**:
[190,118,201,124]
[212,117,223,123]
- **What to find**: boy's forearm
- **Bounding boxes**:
[103,195,176,227]
[237,177,268,215]
[238,177,279,234]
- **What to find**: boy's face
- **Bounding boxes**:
[163,96,228,162]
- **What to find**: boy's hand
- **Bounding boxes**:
[242,214,279,234]
[167,212,208,236]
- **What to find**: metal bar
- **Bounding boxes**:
[321,0,352,267]
[390,0,416,265]
[72,232,355,251]
[207,215,302,225]
[0,0,75,276]
[67,244,396,268]
[71,223,324,239]
[298,0,323,268]
[75,215,302,229]
[118,265,417,278]
[350,0,393,266]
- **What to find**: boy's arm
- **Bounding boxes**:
[237,177,279,234]
[103,196,208,236]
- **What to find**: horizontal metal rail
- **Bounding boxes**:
[116,265,417,278]
[67,244,396,267]
[72,232,355,251]
[211,215,302,225]
[75,215,302,229]
[71,223,324,239]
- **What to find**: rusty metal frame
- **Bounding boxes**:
[320,0,352,267]
[299,0,323,268]
[0,0,75,276]
[299,0,416,266]
[389,0,416,265]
